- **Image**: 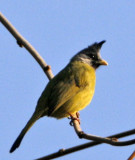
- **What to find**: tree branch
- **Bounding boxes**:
[72,118,135,146]
[0,12,54,80]
[128,151,135,160]
[35,129,135,160]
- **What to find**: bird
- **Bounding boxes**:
[10,40,108,153]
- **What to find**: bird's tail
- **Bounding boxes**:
[10,111,42,153]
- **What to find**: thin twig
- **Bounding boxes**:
[72,118,135,146]
[128,151,135,160]
[35,129,135,160]
[0,12,54,80]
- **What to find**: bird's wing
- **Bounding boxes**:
[47,66,81,115]
[36,63,89,116]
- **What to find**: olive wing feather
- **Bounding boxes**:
[47,67,80,115]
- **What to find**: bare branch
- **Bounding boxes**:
[36,129,135,160]
[0,12,54,80]
[128,151,135,160]
[72,118,135,146]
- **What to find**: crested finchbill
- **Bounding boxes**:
[10,41,107,153]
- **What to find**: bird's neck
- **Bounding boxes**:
[69,60,96,80]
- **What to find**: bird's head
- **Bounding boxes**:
[71,40,108,69]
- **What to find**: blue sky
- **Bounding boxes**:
[0,1,135,160]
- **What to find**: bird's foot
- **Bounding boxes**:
[68,112,80,126]
[76,112,80,118]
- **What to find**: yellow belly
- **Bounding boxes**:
[52,62,96,119]
[53,88,94,118]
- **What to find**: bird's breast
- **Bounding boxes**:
[46,61,96,119]
[72,61,96,88]
[57,61,96,116]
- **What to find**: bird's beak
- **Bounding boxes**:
[99,59,108,66]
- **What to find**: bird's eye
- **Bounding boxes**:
[90,54,95,59]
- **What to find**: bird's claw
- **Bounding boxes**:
[68,112,80,126]
[69,118,80,126]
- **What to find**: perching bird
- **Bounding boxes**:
[10,40,108,153]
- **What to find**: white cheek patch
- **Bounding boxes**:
[97,51,101,59]
[79,57,92,65]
